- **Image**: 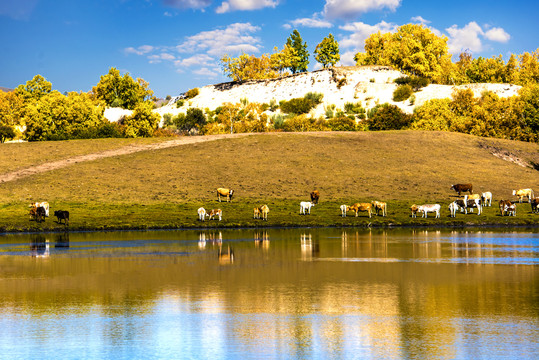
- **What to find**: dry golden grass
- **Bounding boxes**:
[0,131,537,231]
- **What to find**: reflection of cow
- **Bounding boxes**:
[30,236,49,258]
[218,245,234,265]
[217,188,234,202]
[310,190,320,204]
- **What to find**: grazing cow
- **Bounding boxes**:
[35,206,47,223]
[260,205,269,220]
[448,202,460,217]
[340,205,349,217]
[54,210,70,225]
[531,198,539,213]
[254,205,269,220]
[208,209,222,221]
[217,188,234,202]
[481,192,493,207]
[512,189,534,203]
[417,204,441,218]
[453,199,468,213]
[499,200,515,216]
[310,190,320,204]
[450,184,473,196]
[410,204,419,218]
[348,203,372,218]
[300,201,315,215]
[464,194,481,201]
[197,207,207,221]
[371,201,387,217]
[465,199,482,215]
[29,201,50,218]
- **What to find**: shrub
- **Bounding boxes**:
[393,84,413,102]
[0,125,16,143]
[344,102,366,119]
[394,76,430,90]
[271,114,286,130]
[283,115,327,132]
[280,93,324,115]
[366,103,412,130]
[175,108,206,134]
[304,92,324,104]
[176,99,184,108]
[327,116,356,131]
[184,88,199,99]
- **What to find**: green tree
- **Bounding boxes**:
[175,108,206,134]
[359,24,451,82]
[220,53,279,81]
[121,101,160,137]
[0,124,16,143]
[518,84,539,140]
[411,98,454,131]
[15,74,52,102]
[92,67,154,110]
[286,29,309,73]
[314,34,340,68]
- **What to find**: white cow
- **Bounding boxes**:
[448,202,459,217]
[513,189,534,203]
[481,192,492,207]
[197,207,206,221]
[30,201,50,217]
[340,204,349,217]
[417,204,441,218]
[300,201,315,215]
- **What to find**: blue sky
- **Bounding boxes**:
[1,0,537,98]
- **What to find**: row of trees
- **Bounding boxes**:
[0,69,160,142]
[221,30,340,81]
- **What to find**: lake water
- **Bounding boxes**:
[0,228,537,359]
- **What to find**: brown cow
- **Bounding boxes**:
[310,190,320,204]
[451,184,473,195]
[499,200,515,216]
[371,201,387,217]
[348,203,372,218]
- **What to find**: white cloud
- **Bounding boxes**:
[162,0,212,10]
[411,15,430,24]
[193,67,220,77]
[289,16,333,28]
[446,21,484,54]
[484,27,510,43]
[339,20,397,50]
[125,45,155,55]
[175,54,215,67]
[176,22,262,56]
[216,0,278,13]
[323,0,401,20]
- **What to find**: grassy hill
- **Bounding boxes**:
[0,131,537,231]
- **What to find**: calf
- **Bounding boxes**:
[448,202,459,217]
[410,204,419,218]
[531,198,539,213]
[300,201,315,215]
[451,184,473,196]
[54,210,70,225]
[310,190,320,204]
[340,205,349,217]
[197,207,207,221]
[35,206,47,223]
[466,199,482,215]
[253,207,261,219]
[348,203,372,218]
[499,200,515,216]
[254,205,269,220]
[481,192,492,207]
[371,201,387,217]
[208,209,222,221]
[417,204,441,218]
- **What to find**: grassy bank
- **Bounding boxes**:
[0,131,537,232]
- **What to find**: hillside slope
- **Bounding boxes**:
[104,66,522,123]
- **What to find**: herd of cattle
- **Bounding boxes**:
[197,185,538,222]
[26,185,537,226]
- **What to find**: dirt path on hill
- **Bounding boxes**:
[0,133,252,184]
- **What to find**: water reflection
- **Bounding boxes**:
[0,228,537,359]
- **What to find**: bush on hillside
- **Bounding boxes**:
[393,84,413,102]
[184,88,199,99]
[327,116,356,131]
[280,92,323,115]
[394,76,430,90]
[366,103,412,130]
[282,115,328,132]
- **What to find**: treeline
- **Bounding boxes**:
[0,68,164,142]
[162,86,538,142]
